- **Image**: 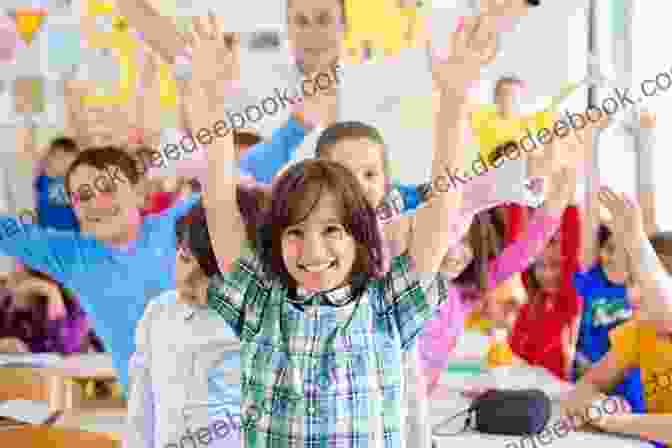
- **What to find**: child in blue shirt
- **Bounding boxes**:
[35,137,80,231]
[0,146,199,391]
[573,224,646,413]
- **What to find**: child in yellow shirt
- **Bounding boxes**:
[561,188,672,446]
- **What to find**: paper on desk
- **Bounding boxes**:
[0,353,62,367]
[58,354,114,372]
[73,413,127,434]
[0,400,52,425]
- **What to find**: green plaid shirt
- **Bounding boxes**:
[208,248,446,448]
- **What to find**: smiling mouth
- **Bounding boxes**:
[298,260,337,273]
[85,206,121,223]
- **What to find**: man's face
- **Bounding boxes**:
[495,82,522,117]
[287,0,345,72]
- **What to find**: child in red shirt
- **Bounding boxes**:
[509,205,582,380]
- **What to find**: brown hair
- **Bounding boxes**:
[454,210,502,293]
[650,231,672,274]
[315,121,392,194]
[234,131,262,149]
[257,159,386,291]
[177,185,270,278]
[494,76,524,100]
[64,146,141,199]
[49,137,78,154]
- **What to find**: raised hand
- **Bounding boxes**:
[544,165,577,214]
[183,13,240,117]
[431,14,498,97]
[598,186,646,244]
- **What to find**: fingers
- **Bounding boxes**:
[191,15,211,41]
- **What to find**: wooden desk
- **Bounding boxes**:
[40,356,118,411]
[0,367,49,402]
[54,408,126,442]
[0,425,120,447]
[0,355,120,412]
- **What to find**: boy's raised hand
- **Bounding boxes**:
[598,187,646,244]
[184,13,240,117]
[431,14,498,98]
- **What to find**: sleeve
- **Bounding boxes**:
[487,208,562,288]
[207,250,270,340]
[377,254,443,351]
[416,283,466,370]
[58,303,91,354]
[395,183,423,212]
[238,117,307,184]
[608,321,640,371]
[162,192,201,222]
[0,217,78,284]
[559,206,582,319]
[573,268,627,300]
[125,301,158,448]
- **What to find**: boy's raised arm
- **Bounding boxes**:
[409,14,497,275]
[115,0,184,65]
[186,14,246,273]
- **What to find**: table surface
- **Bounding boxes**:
[54,408,125,441]
[39,354,116,380]
[430,372,651,448]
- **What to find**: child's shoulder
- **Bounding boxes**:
[143,290,179,316]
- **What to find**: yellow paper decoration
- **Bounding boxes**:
[344,0,415,61]
[159,62,178,108]
[82,0,138,107]
[83,0,178,109]
[470,106,556,161]
[12,8,47,46]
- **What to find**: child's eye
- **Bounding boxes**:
[286,229,303,238]
[325,226,344,238]
[365,171,377,180]
[74,191,94,203]
[294,15,310,27]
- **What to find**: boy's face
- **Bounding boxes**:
[44,148,77,178]
[282,191,357,293]
[321,138,387,209]
[287,0,344,72]
[68,164,144,243]
[600,238,628,284]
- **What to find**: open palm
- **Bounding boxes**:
[431,14,498,95]
[182,13,240,116]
